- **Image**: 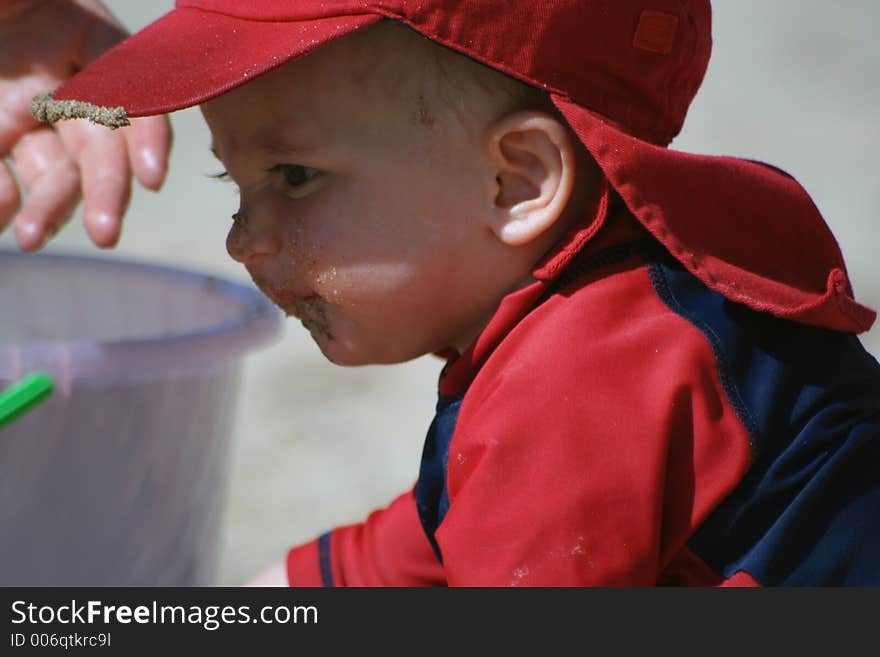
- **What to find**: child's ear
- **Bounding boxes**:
[485,111,576,246]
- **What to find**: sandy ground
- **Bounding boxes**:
[2,1,878,585]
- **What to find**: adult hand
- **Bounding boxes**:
[0,0,172,251]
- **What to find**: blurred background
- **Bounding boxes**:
[2,1,878,585]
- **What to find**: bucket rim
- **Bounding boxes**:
[0,249,284,382]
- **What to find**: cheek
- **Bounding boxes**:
[311,261,414,313]
[282,197,377,287]
[265,195,336,278]
[287,170,483,302]
[281,219,319,275]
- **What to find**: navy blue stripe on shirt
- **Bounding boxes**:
[318,532,334,587]
[415,395,464,563]
[647,249,880,585]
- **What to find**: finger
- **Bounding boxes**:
[123,115,173,191]
[0,160,22,233]
[58,119,131,248]
[0,75,54,155]
[10,129,80,251]
[0,91,36,156]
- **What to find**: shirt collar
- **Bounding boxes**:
[438,178,647,397]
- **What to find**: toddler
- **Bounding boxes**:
[35,0,880,586]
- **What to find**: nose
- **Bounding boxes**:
[226,209,281,264]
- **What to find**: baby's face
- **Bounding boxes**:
[201,32,529,365]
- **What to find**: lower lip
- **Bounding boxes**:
[263,288,308,316]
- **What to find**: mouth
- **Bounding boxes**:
[249,272,334,340]
[265,288,304,316]
[263,287,334,340]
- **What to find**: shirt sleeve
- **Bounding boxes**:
[435,260,752,585]
[286,486,446,586]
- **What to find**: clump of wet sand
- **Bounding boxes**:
[30,94,130,129]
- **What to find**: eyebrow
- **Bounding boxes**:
[265,143,315,155]
[208,140,316,163]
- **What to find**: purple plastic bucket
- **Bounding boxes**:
[0,250,282,586]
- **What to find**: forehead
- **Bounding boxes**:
[200,56,338,134]
[199,28,419,153]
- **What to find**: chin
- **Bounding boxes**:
[312,336,370,367]
[314,335,419,367]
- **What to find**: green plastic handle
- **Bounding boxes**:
[0,372,55,430]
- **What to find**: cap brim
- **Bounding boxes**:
[551,93,875,333]
[50,7,381,117]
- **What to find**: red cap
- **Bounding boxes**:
[45,0,875,332]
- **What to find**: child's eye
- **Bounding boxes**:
[272,164,320,188]
[207,170,240,197]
